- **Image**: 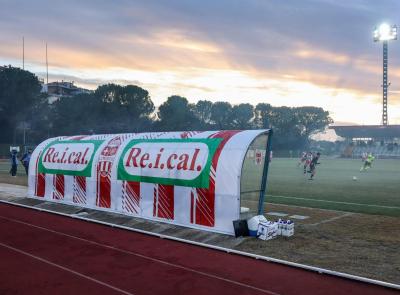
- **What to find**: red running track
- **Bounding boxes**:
[0,203,397,295]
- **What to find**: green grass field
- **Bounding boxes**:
[0,160,27,176]
[1,157,399,217]
[264,157,400,217]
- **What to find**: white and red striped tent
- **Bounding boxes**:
[28,130,270,235]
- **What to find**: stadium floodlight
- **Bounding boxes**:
[373,23,397,126]
[373,23,397,41]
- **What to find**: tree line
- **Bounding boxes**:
[0,66,333,150]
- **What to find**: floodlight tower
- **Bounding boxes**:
[373,23,397,125]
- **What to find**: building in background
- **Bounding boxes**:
[41,80,92,103]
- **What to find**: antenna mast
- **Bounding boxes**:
[22,37,25,70]
[46,42,49,84]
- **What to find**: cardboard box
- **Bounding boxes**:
[281,223,294,237]
[257,221,278,240]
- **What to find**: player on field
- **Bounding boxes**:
[298,151,307,167]
[308,152,321,180]
[360,153,375,172]
[303,151,313,174]
[361,152,367,162]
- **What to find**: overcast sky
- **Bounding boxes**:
[1,0,400,124]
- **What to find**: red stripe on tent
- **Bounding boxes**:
[153,187,157,217]
[73,176,86,204]
[53,175,65,200]
[192,131,240,227]
[35,174,46,197]
[96,165,111,208]
[153,184,174,220]
[122,181,140,214]
[123,196,135,213]
[34,151,45,197]
[190,190,195,223]
[70,136,87,204]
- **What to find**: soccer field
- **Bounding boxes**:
[263,157,400,217]
[0,157,399,217]
[0,160,26,176]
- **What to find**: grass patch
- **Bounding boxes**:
[244,157,400,217]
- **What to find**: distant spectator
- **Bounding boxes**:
[10,150,18,177]
[21,149,32,175]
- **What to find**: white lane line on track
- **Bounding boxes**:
[0,215,281,295]
[267,195,400,210]
[0,242,134,295]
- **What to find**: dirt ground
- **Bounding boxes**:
[235,203,400,284]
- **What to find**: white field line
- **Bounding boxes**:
[308,212,355,226]
[268,202,342,213]
[266,195,400,210]
[0,215,280,295]
[0,242,135,295]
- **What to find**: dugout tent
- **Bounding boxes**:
[28,130,272,235]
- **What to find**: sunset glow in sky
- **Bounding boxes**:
[1,0,400,125]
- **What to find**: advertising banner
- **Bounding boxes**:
[38,140,104,176]
[118,138,222,188]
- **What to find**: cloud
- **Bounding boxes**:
[1,0,400,124]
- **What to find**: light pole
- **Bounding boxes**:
[373,23,397,126]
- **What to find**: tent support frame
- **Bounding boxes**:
[257,129,273,215]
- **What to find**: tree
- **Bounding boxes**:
[51,84,155,135]
[156,96,198,131]
[0,66,42,143]
[93,84,154,132]
[293,106,333,138]
[51,93,98,135]
[210,101,233,129]
[268,106,332,149]
[0,65,334,153]
[254,103,272,128]
[95,84,154,120]
[231,103,254,129]
[193,100,213,129]
[25,93,52,143]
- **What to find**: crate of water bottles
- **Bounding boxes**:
[277,219,294,237]
[257,220,279,241]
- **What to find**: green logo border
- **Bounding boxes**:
[117,138,222,188]
[38,139,104,177]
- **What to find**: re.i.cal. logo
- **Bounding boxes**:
[38,140,104,177]
[117,138,222,188]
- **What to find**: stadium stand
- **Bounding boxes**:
[351,144,400,158]
[330,125,400,159]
